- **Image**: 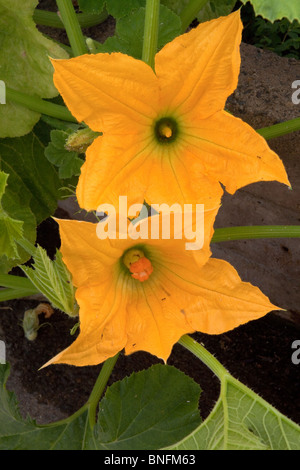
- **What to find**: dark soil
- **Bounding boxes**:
[0,0,299,431]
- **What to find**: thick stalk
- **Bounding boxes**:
[142,0,160,70]
[257,117,300,140]
[0,287,40,302]
[87,353,120,429]
[180,0,210,32]
[56,0,88,56]
[0,274,37,290]
[34,9,108,29]
[6,87,77,123]
[178,335,227,380]
[212,225,300,243]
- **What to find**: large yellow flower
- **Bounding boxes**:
[43,214,280,367]
[51,11,289,212]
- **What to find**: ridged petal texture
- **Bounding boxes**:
[51,10,290,213]
[42,218,279,367]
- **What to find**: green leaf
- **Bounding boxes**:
[0,363,201,450]
[0,363,97,450]
[0,172,24,261]
[240,0,300,22]
[160,0,190,16]
[197,0,236,22]
[168,364,300,450]
[96,5,181,59]
[0,122,60,224]
[0,122,61,273]
[96,364,201,450]
[21,245,77,316]
[0,0,68,137]
[105,0,144,18]
[44,129,84,180]
[78,0,106,14]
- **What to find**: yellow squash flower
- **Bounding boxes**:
[43,215,280,367]
[51,11,289,212]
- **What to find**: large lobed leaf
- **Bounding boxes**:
[0,122,61,273]
[95,364,201,449]
[0,363,201,450]
[0,172,24,262]
[0,0,68,137]
[96,4,181,59]
[167,370,300,450]
[240,0,300,22]
[197,0,237,23]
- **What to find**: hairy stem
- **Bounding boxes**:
[34,8,108,29]
[142,0,160,70]
[212,225,300,243]
[87,353,120,429]
[56,0,88,56]
[6,87,77,123]
[257,117,300,140]
[178,335,227,380]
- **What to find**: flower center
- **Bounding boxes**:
[123,248,153,282]
[154,117,178,143]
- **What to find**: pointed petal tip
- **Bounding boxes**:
[38,357,54,370]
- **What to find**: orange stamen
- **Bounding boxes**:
[129,257,153,282]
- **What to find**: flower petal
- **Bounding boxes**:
[51,53,159,132]
[155,10,242,117]
[76,133,154,211]
[42,282,128,367]
[160,257,280,335]
[183,109,290,193]
[55,217,125,287]
[124,277,194,361]
[76,133,223,212]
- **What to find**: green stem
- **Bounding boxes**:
[142,0,160,69]
[0,274,37,290]
[34,8,108,29]
[0,287,40,302]
[87,353,120,429]
[6,87,77,123]
[211,225,300,243]
[180,0,210,32]
[43,353,119,430]
[178,335,227,381]
[56,0,88,56]
[257,117,300,140]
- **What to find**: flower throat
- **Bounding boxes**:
[154,117,178,143]
[123,248,153,282]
